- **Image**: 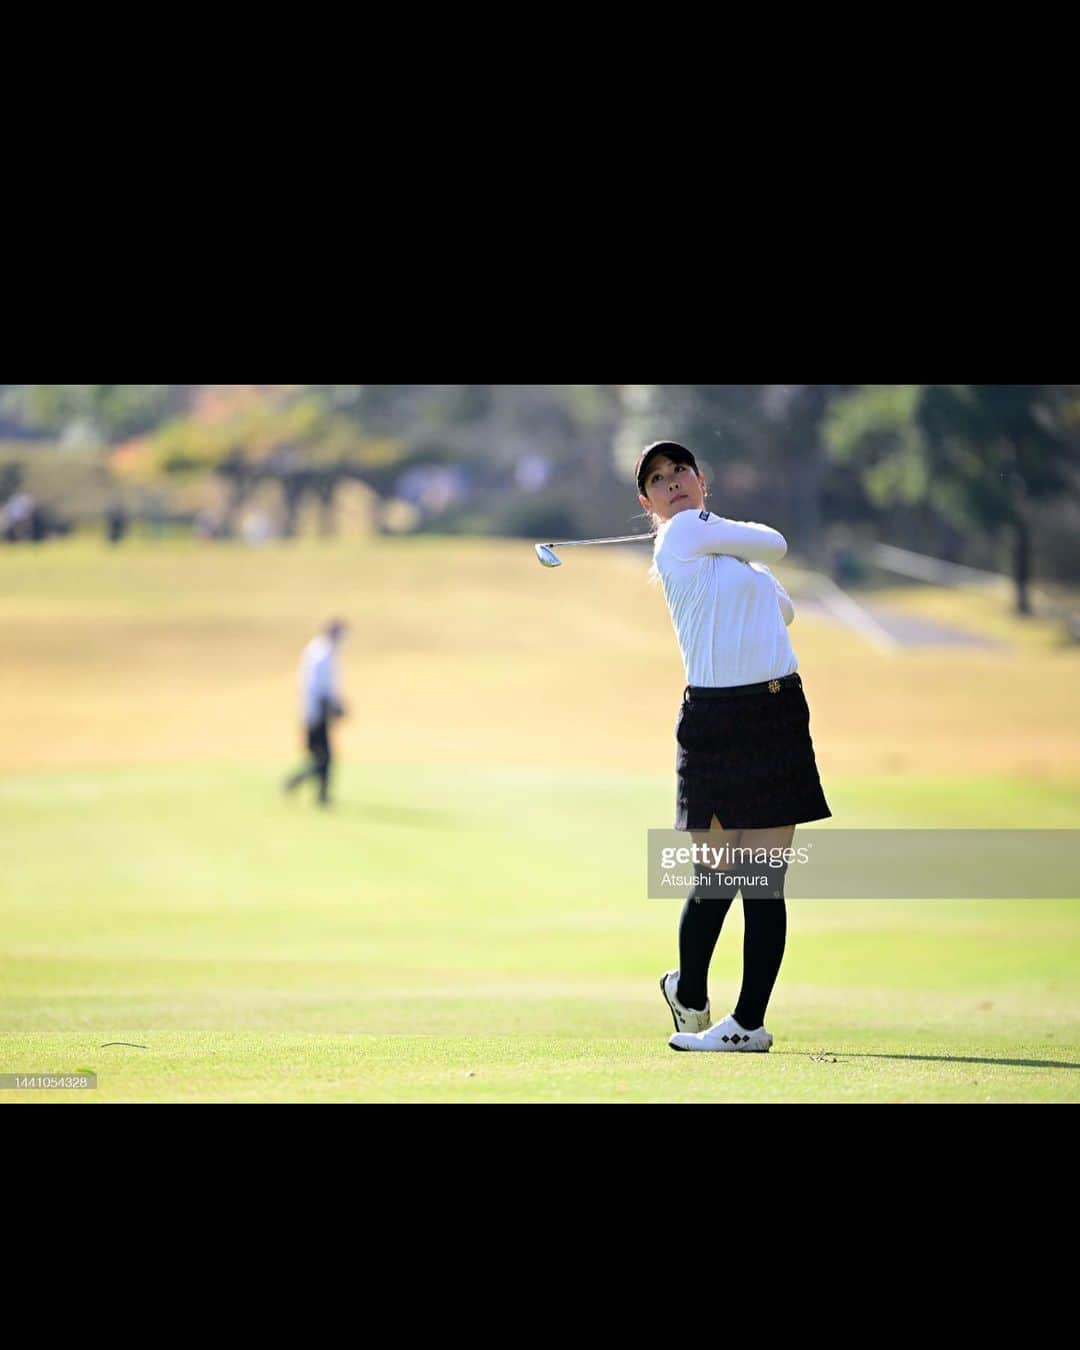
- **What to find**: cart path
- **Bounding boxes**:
[797,594,1005,650]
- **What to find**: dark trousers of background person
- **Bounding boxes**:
[285,718,332,804]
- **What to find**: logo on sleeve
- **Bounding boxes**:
[699,510,711,521]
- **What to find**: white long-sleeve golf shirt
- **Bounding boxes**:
[653,508,798,688]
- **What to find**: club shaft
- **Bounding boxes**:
[543,535,654,548]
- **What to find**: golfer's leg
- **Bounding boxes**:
[733,825,794,1031]
[677,823,742,1012]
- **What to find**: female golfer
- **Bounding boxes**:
[635,441,832,1052]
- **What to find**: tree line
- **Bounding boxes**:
[1,384,1078,613]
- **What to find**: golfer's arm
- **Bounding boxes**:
[749,562,795,625]
[773,581,796,626]
[666,511,788,563]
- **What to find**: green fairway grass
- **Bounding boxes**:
[1,763,1077,1102]
[2,536,1078,1102]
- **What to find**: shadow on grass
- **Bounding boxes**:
[789,1052,1080,1070]
[283,794,462,828]
[350,803,461,829]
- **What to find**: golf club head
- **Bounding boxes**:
[535,544,562,568]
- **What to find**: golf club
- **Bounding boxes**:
[535,534,655,568]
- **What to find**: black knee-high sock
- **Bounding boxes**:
[733,863,788,1031]
[677,870,738,1012]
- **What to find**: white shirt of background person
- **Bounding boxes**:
[300,621,347,726]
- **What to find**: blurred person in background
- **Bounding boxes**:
[2,491,35,542]
[104,501,129,545]
[283,619,349,807]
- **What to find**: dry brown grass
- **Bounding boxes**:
[1,534,1078,782]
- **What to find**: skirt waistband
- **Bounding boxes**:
[684,673,802,700]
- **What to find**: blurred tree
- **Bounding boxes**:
[615,384,858,563]
[920,385,1079,614]
[826,384,1080,613]
[759,385,858,566]
[19,384,1076,572]
[5,385,178,442]
[615,385,765,479]
[125,390,410,537]
[357,384,628,539]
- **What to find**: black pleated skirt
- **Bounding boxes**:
[674,672,832,831]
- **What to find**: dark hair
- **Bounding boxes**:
[634,441,700,496]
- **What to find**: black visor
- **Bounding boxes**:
[635,442,700,495]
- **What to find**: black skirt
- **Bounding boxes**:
[674,672,832,831]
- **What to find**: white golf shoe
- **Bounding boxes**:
[669,1013,773,1053]
[660,971,712,1035]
